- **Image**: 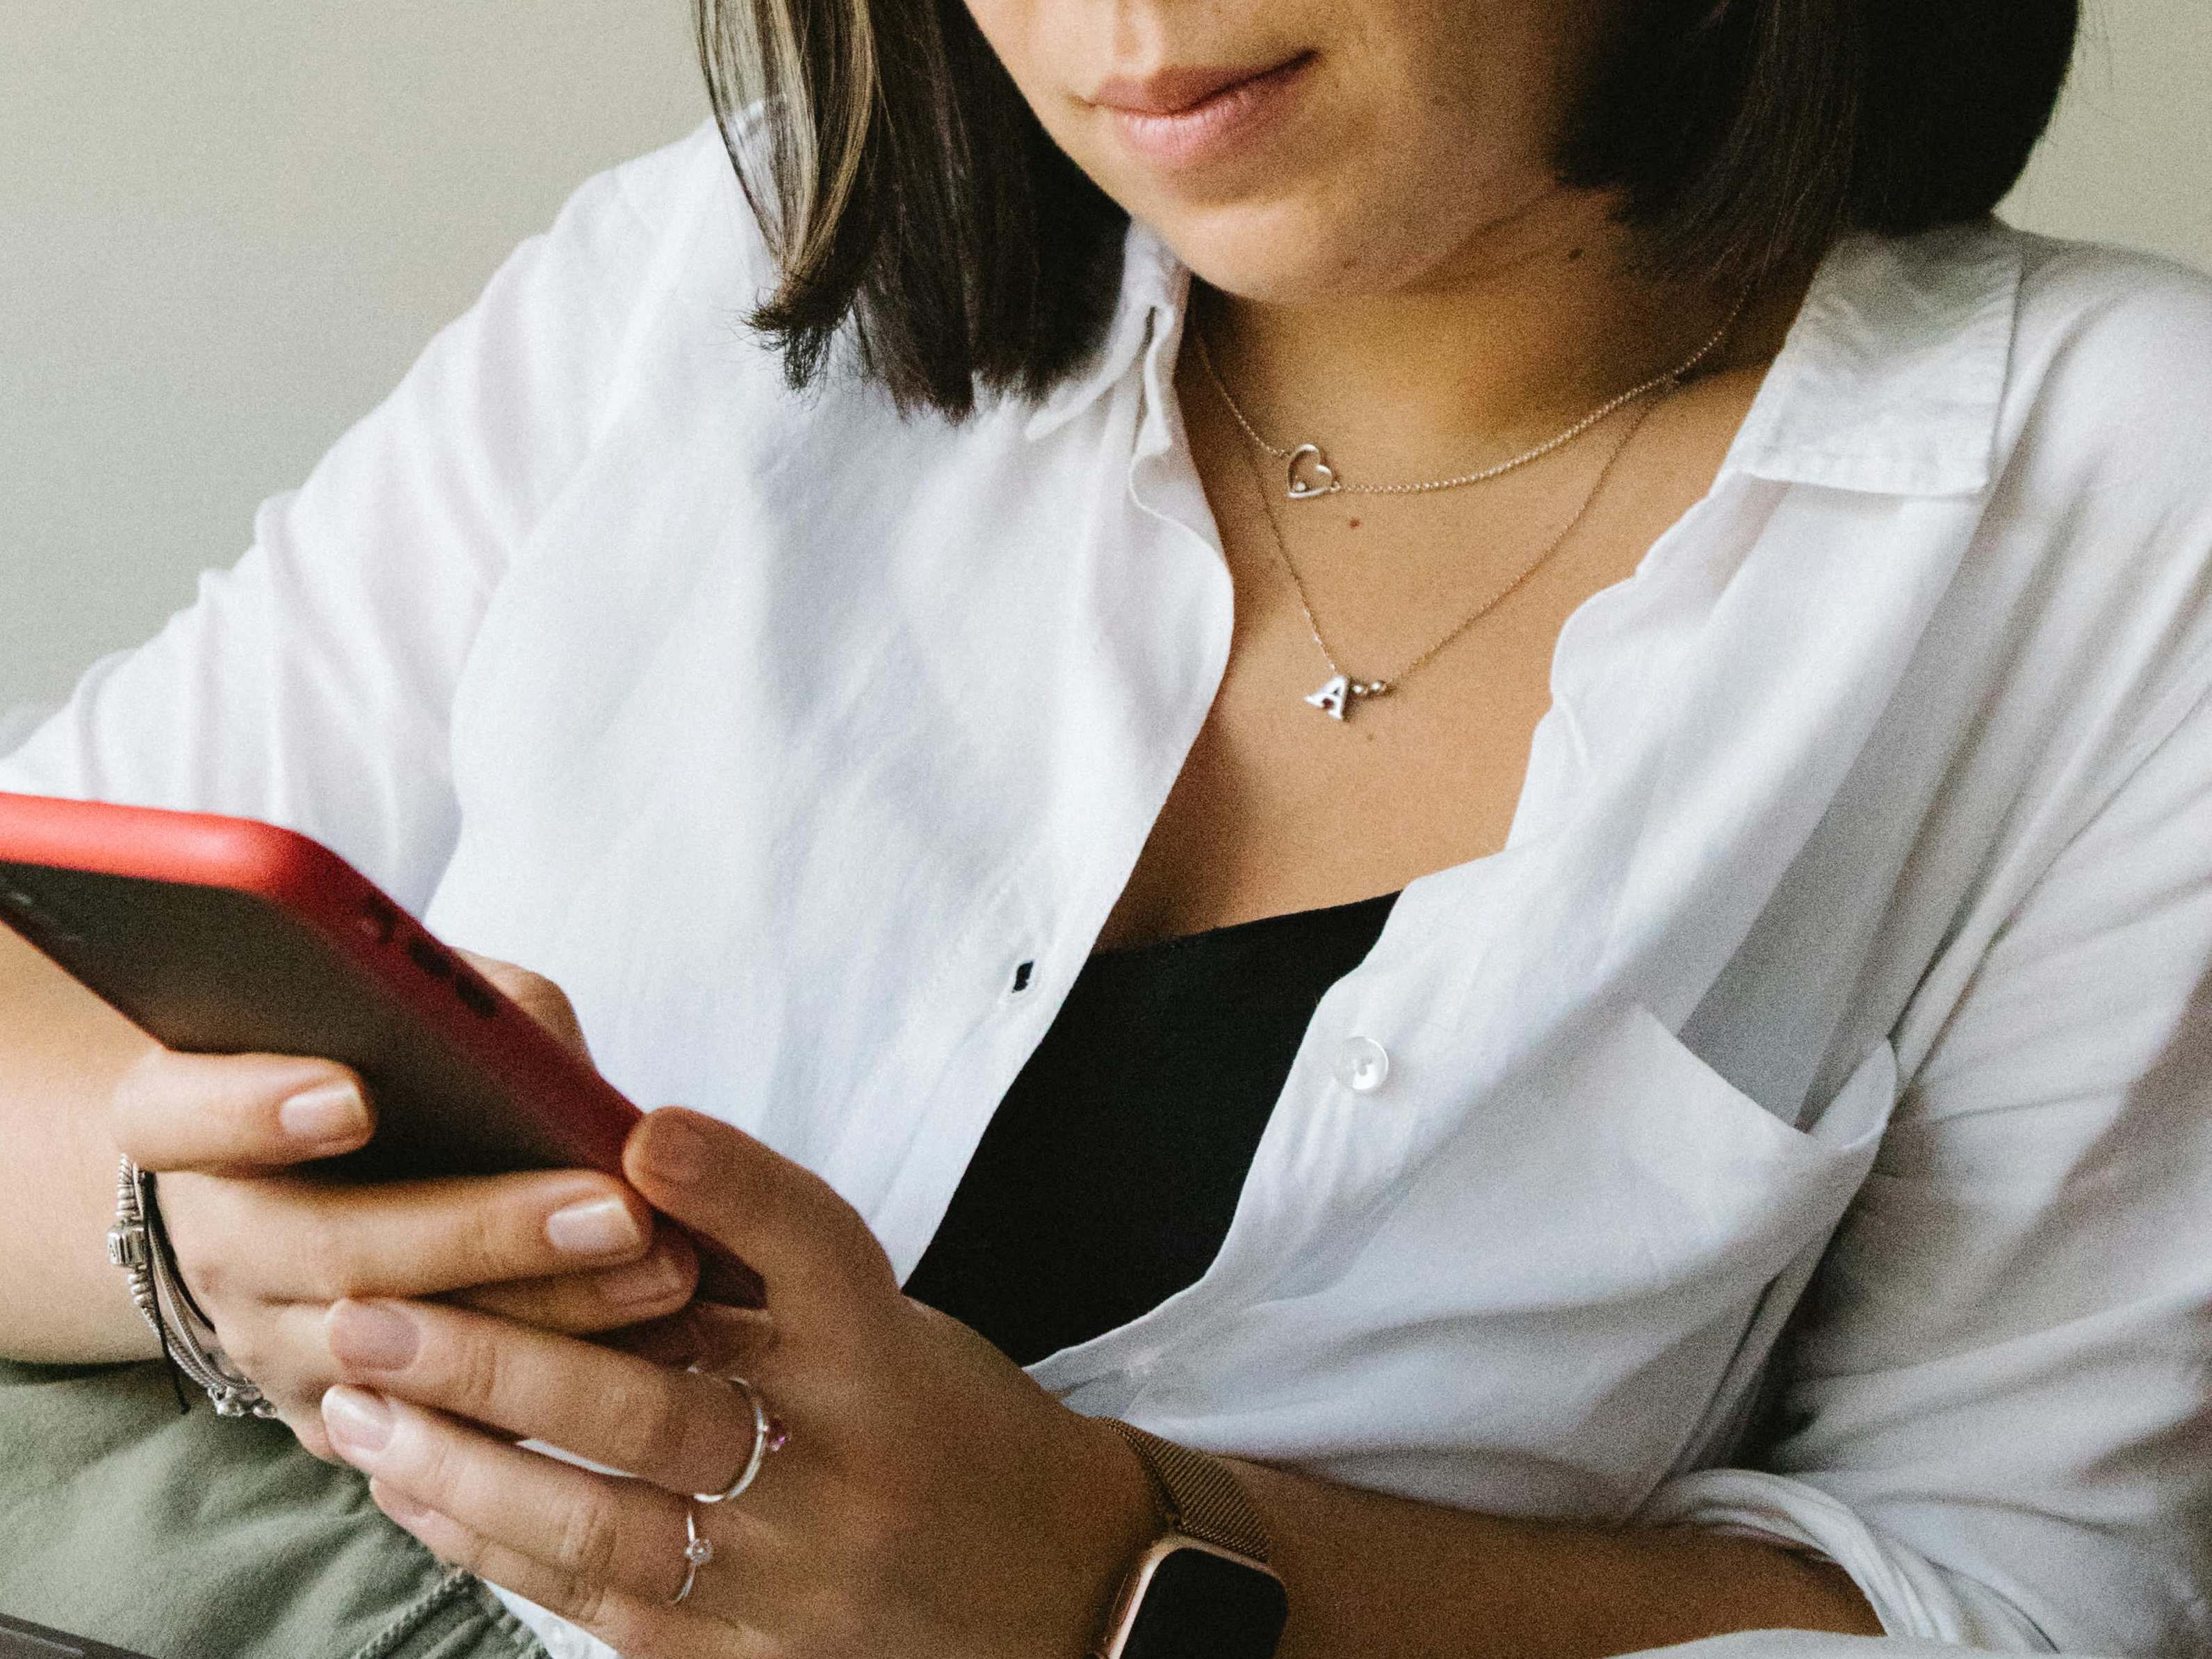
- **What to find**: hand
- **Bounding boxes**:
[108,960,701,1460]
[316,1108,1159,1659]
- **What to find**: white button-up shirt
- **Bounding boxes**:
[8,122,2212,1658]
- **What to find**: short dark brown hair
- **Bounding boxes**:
[697,0,2080,420]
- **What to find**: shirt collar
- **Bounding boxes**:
[1022,220,1187,442]
[1723,221,2021,498]
[1025,216,2021,501]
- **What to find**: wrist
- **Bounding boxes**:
[1079,1416,1168,1637]
[1080,1421,1290,1659]
[1055,1411,1162,1650]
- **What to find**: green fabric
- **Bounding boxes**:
[0,1359,548,1659]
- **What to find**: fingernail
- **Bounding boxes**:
[279,1081,366,1147]
[377,1484,434,1527]
[546,1196,645,1258]
[323,1385,394,1457]
[600,1252,689,1309]
[639,1113,713,1187]
[327,1300,419,1371]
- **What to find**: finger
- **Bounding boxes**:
[204,1299,531,1461]
[324,1297,771,1500]
[453,1229,700,1334]
[369,1479,764,1659]
[624,1110,896,1319]
[371,1479,754,1659]
[173,1296,361,1461]
[323,1387,774,1624]
[172,1168,658,1307]
[455,953,591,1059]
[602,1302,782,1375]
[111,1049,374,1172]
[341,1416,761,1659]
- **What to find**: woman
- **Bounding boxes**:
[2,0,2207,1652]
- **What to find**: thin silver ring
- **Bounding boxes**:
[672,1503,714,1605]
[692,1374,786,1505]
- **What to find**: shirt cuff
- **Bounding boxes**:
[1637,1468,2052,1651]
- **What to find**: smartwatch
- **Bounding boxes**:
[1090,1421,1290,1659]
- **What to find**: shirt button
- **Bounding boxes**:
[1333,1035,1390,1094]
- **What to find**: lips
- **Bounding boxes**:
[1085,51,1316,173]
[1089,56,1306,117]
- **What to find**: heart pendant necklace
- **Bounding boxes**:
[1193,293,1746,503]
[1285,444,1338,500]
[1191,288,1747,717]
[1234,396,1663,721]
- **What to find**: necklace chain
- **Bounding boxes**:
[1196,290,1748,501]
[1201,287,1750,718]
[1235,393,1661,717]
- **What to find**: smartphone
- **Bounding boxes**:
[0,790,762,1306]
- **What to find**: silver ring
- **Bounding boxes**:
[672,1503,714,1605]
[692,1374,788,1505]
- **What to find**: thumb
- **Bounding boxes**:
[624,1108,897,1319]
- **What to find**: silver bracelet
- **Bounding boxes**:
[107,1156,279,1418]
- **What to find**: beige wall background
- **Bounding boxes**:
[3,0,2209,718]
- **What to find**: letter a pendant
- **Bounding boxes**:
[1305,674,1386,720]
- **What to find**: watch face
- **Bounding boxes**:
[1119,1544,1290,1659]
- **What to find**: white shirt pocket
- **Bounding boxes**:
[1139,1004,1899,1519]
[1597,1003,1893,1259]
[1612,1006,1899,1483]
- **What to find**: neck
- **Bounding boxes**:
[1194,189,1779,481]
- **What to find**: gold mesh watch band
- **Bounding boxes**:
[1100,1419,1274,1565]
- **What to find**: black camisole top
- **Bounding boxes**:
[903,889,1401,1366]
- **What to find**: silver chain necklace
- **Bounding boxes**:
[1234,393,1661,719]
[1196,291,1748,502]
[1199,291,1750,718]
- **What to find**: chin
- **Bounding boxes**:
[1143,160,1615,314]
[1137,192,1451,311]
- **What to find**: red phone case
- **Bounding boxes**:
[0,791,763,1306]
